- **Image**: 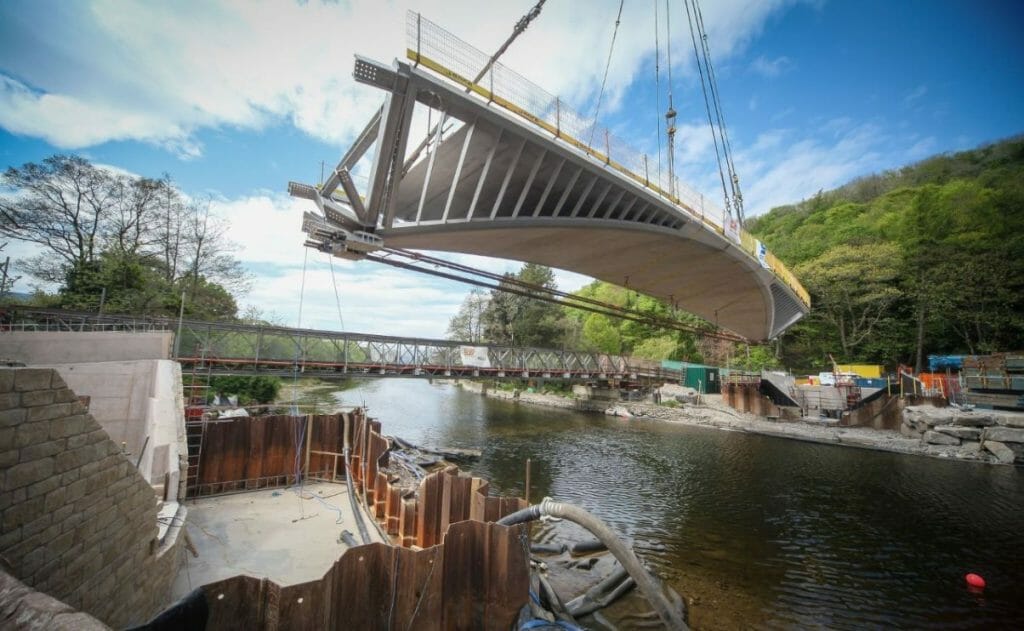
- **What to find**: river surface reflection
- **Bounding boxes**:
[338,379,1024,629]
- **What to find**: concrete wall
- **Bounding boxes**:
[0,368,183,628]
[36,360,185,503]
[796,385,846,415]
[0,331,172,364]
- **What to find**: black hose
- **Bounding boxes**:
[496,505,542,526]
[497,499,687,630]
[570,538,608,555]
[343,415,372,544]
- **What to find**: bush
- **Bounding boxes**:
[209,375,281,404]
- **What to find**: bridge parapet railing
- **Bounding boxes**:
[406,11,810,309]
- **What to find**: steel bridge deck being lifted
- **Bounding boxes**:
[291,12,810,343]
[6,308,680,384]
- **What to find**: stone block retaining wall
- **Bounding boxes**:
[0,368,182,628]
[902,405,1024,464]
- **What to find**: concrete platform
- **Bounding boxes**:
[170,482,384,599]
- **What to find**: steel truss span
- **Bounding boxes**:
[7,308,680,383]
[292,13,810,342]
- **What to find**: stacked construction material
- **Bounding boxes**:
[963,353,1024,411]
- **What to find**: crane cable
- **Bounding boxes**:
[364,247,746,342]
[654,0,663,185]
[472,0,547,86]
[693,0,743,223]
[406,1,547,172]
[683,0,744,224]
[682,0,732,221]
[663,0,677,196]
[326,252,346,331]
[587,0,625,147]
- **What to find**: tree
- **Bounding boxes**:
[0,243,20,298]
[446,289,489,342]
[581,315,621,353]
[567,280,704,360]
[481,264,566,348]
[0,154,250,319]
[1,156,114,282]
[749,135,1024,368]
[795,243,902,360]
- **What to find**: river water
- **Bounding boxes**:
[338,379,1024,629]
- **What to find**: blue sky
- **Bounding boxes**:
[1,0,1022,338]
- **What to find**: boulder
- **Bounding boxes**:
[952,413,996,427]
[983,426,1024,443]
[996,413,1024,428]
[960,441,983,455]
[1006,441,1024,460]
[934,425,981,441]
[924,430,960,446]
[983,440,1016,464]
[900,422,924,439]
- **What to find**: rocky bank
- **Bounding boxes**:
[458,381,1024,465]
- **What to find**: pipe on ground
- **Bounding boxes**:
[498,498,687,630]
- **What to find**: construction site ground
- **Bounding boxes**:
[170,482,384,601]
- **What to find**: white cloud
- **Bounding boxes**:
[737,122,886,215]
[905,135,938,160]
[0,0,810,156]
[0,75,201,158]
[750,55,791,78]
[903,84,928,106]
[242,261,464,338]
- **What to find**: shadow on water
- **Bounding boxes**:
[340,379,1024,628]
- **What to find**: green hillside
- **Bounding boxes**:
[748,136,1024,370]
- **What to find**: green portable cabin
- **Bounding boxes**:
[660,360,721,394]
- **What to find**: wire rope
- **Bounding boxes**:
[654,0,663,185]
[693,0,743,222]
[327,252,346,331]
[587,0,625,147]
[683,0,731,217]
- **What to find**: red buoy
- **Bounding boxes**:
[965,573,986,589]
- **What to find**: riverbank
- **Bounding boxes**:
[273,377,357,412]
[458,381,1022,465]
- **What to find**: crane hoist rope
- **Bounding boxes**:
[587,0,625,147]
[654,0,664,186]
[683,0,745,225]
[407,1,547,172]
